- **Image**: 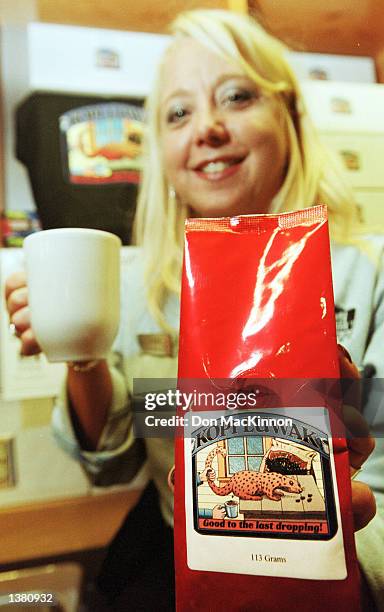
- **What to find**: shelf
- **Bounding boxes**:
[0,488,143,564]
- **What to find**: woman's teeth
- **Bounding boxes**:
[201,160,236,173]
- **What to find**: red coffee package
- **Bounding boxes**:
[174,206,360,611]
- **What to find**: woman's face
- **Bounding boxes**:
[160,38,289,218]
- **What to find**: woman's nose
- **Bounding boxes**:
[194,111,230,147]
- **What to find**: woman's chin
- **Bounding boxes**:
[189,199,250,219]
[187,192,271,219]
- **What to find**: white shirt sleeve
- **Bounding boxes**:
[51,351,146,485]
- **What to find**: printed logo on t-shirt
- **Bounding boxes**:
[59,103,144,185]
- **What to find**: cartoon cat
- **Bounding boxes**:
[205,446,302,501]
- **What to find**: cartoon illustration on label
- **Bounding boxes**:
[192,412,337,539]
[204,446,303,500]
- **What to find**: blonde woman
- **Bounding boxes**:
[6,10,381,611]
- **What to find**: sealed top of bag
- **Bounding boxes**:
[185,205,327,233]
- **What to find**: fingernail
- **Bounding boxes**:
[9,323,17,336]
[338,344,353,363]
[167,466,175,492]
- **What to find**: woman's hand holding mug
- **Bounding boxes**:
[5,270,41,356]
[5,228,121,364]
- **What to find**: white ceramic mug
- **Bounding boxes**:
[23,228,121,363]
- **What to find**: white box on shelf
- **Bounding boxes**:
[320,133,384,189]
[27,22,170,97]
[301,81,384,133]
[353,190,384,233]
[288,52,376,84]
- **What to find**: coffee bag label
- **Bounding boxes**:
[184,408,347,580]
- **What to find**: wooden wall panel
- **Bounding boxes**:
[376,48,384,84]
[36,0,384,58]
[249,0,383,56]
[37,0,228,33]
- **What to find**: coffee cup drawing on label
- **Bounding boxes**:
[224,500,239,518]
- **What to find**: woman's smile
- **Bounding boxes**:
[191,154,247,181]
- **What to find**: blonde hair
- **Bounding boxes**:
[134,9,360,330]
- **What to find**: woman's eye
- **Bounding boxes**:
[166,105,189,124]
[220,89,256,107]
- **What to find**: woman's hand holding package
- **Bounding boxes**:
[5,271,41,356]
[338,345,376,531]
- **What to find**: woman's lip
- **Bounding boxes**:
[193,160,244,181]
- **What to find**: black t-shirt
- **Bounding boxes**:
[16,92,143,245]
